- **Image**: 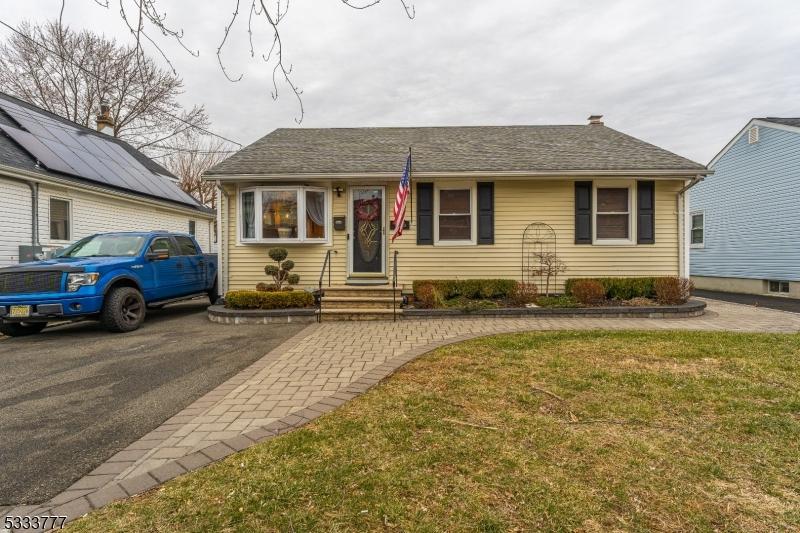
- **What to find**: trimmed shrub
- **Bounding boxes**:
[412,279,517,302]
[565,277,656,300]
[414,283,443,309]
[225,290,314,310]
[570,279,606,305]
[654,277,694,305]
[509,282,538,307]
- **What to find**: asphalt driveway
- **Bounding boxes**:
[694,289,800,314]
[0,301,307,506]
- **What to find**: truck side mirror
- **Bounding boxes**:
[145,251,170,261]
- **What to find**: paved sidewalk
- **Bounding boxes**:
[8,299,800,525]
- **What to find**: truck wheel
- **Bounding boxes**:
[0,322,47,337]
[207,278,219,304]
[102,286,146,333]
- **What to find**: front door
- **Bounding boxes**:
[349,186,385,277]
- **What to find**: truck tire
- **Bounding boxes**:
[0,322,47,337]
[102,286,146,333]
[207,278,219,304]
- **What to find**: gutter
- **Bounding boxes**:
[0,164,214,219]
[205,168,714,181]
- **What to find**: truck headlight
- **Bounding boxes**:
[67,272,100,292]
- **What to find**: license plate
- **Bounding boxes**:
[9,305,31,318]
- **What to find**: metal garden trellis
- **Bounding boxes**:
[521,222,560,295]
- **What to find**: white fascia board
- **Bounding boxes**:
[709,119,800,169]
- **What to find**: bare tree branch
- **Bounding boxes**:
[86,0,416,123]
[0,21,211,154]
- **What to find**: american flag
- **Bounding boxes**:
[391,152,412,242]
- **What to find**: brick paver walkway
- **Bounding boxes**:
[8,299,800,524]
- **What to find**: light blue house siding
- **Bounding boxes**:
[690,124,800,287]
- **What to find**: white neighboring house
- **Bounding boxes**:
[0,92,215,267]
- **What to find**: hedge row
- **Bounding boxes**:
[412,279,518,300]
[564,277,657,300]
[224,290,315,310]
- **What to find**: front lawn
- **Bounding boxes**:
[71,331,800,532]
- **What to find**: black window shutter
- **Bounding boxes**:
[477,182,494,244]
[637,181,655,244]
[416,182,433,245]
[574,181,592,244]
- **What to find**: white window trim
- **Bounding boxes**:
[433,181,477,246]
[767,280,790,294]
[48,196,73,244]
[592,181,636,245]
[690,210,704,249]
[238,185,331,244]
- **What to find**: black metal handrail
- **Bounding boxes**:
[392,250,399,322]
[317,249,333,323]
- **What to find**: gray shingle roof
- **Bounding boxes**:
[207,125,707,176]
[0,92,209,212]
[759,117,800,128]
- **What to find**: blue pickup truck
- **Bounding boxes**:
[0,232,218,336]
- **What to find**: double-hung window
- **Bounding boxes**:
[239,186,329,243]
[690,212,704,247]
[434,183,476,244]
[49,198,71,241]
[594,184,633,243]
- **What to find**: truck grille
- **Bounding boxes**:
[0,271,63,294]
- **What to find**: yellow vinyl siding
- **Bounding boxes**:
[223,179,681,292]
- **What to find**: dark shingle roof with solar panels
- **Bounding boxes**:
[0,91,206,211]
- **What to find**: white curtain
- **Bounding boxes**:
[306,190,325,226]
[242,192,255,238]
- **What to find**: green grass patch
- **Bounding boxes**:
[70,331,800,532]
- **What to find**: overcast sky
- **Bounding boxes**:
[2,0,799,163]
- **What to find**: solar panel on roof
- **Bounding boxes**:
[0,99,198,207]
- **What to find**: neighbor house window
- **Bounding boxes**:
[595,186,631,242]
[434,183,476,244]
[239,186,329,243]
[768,280,790,294]
[691,212,704,246]
[188,220,196,236]
[50,198,71,241]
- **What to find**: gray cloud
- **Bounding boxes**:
[3,0,799,163]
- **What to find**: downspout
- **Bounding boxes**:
[677,176,704,278]
[4,175,39,250]
[215,180,230,296]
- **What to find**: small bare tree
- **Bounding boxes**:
[162,134,234,208]
[0,20,210,152]
[529,251,567,296]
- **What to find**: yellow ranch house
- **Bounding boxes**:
[205,116,709,295]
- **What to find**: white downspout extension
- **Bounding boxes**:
[677,176,704,278]
[215,180,230,296]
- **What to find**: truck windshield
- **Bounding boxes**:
[56,235,146,258]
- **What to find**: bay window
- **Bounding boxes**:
[594,184,633,243]
[434,183,476,244]
[239,186,329,243]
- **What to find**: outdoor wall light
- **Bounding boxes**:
[333,186,344,197]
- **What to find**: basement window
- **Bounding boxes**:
[768,281,790,294]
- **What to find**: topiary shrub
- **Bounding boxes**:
[570,279,606,305]
[225,290,314,310]
[263,248,300,291]
[509,282,538,307]
[654,277,694,305]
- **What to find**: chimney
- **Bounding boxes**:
[96,101,115,135]
[588,114,604,126]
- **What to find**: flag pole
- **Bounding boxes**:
[408,146,413,229]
